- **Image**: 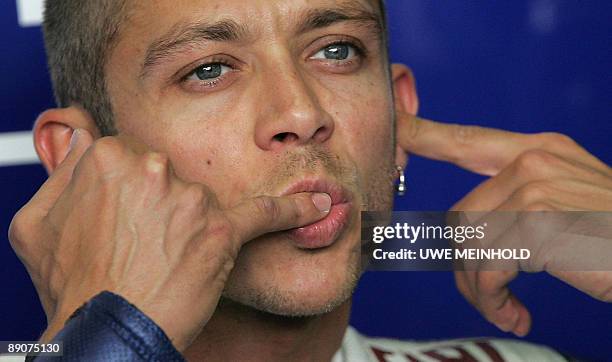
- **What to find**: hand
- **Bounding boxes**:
[397,111,612,336]
[8,129,331,350]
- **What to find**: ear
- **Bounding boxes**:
[391,63,419,172]
[33,107,99,174]
[392,63,419,115]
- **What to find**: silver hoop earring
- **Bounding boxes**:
[396,165,406,196]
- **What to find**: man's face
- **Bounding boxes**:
[105,0,395,316]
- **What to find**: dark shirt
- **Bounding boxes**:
[30,291,185,361]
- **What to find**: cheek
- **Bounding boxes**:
[160,104,260,207]
[167,130,254,207]
[120,105,254,208]
[326,79,394,169]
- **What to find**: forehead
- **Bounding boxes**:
[122,0,382,39]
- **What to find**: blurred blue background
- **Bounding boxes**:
[1,0,610,360]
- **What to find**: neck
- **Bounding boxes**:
[183,298,352,362]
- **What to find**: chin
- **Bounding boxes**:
[221,228,362,317]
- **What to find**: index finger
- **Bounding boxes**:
[396,112,607,176]
[29,129,94,212]
[225,192,332,244]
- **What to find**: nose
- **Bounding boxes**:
[254,62,334,151]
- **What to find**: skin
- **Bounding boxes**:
[109,0,397,318]
[397,112,612,336]
[7,0,612,361]
[14,0,404,360]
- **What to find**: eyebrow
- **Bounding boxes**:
[141,19,248,77]
[296,3,383,35]
[140,3,383,78]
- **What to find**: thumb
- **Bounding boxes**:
[226,192,332,246]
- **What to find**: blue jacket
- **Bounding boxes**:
[32,291,185,361]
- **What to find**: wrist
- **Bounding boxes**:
[139,306,200,351]
[40,299,87,342]
[40,320,64,343]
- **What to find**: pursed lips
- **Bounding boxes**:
[280,178,353,249]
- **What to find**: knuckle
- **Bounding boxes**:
[8,209,28,251]
[538,132,577,149]
[512,181,552,206]
[255,196,281,220]
[288,197,304,221]
[514,149,557,176]
[86,137,125,172]
[287,197,304,221]
[142,152,169,178]
[93,136,123,156]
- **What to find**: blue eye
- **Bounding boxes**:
[188,63,231,81]
[312,43,357,61]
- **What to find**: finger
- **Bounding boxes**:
[553,271,612,303]
[226,192,332,244]
[397,112,531,175]
[486,293,531,337]
[473,271,529,334]
[512,299,532,336]
[457,269,531,336]
[498,180,612,211]
[454,271,477,305]
[396,111,609,176]
[30,129,94,212]
[451,149,612,211]
[465,215,532,336]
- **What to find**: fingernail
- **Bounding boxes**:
[69,129,81,151]
[312,193,331,213]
